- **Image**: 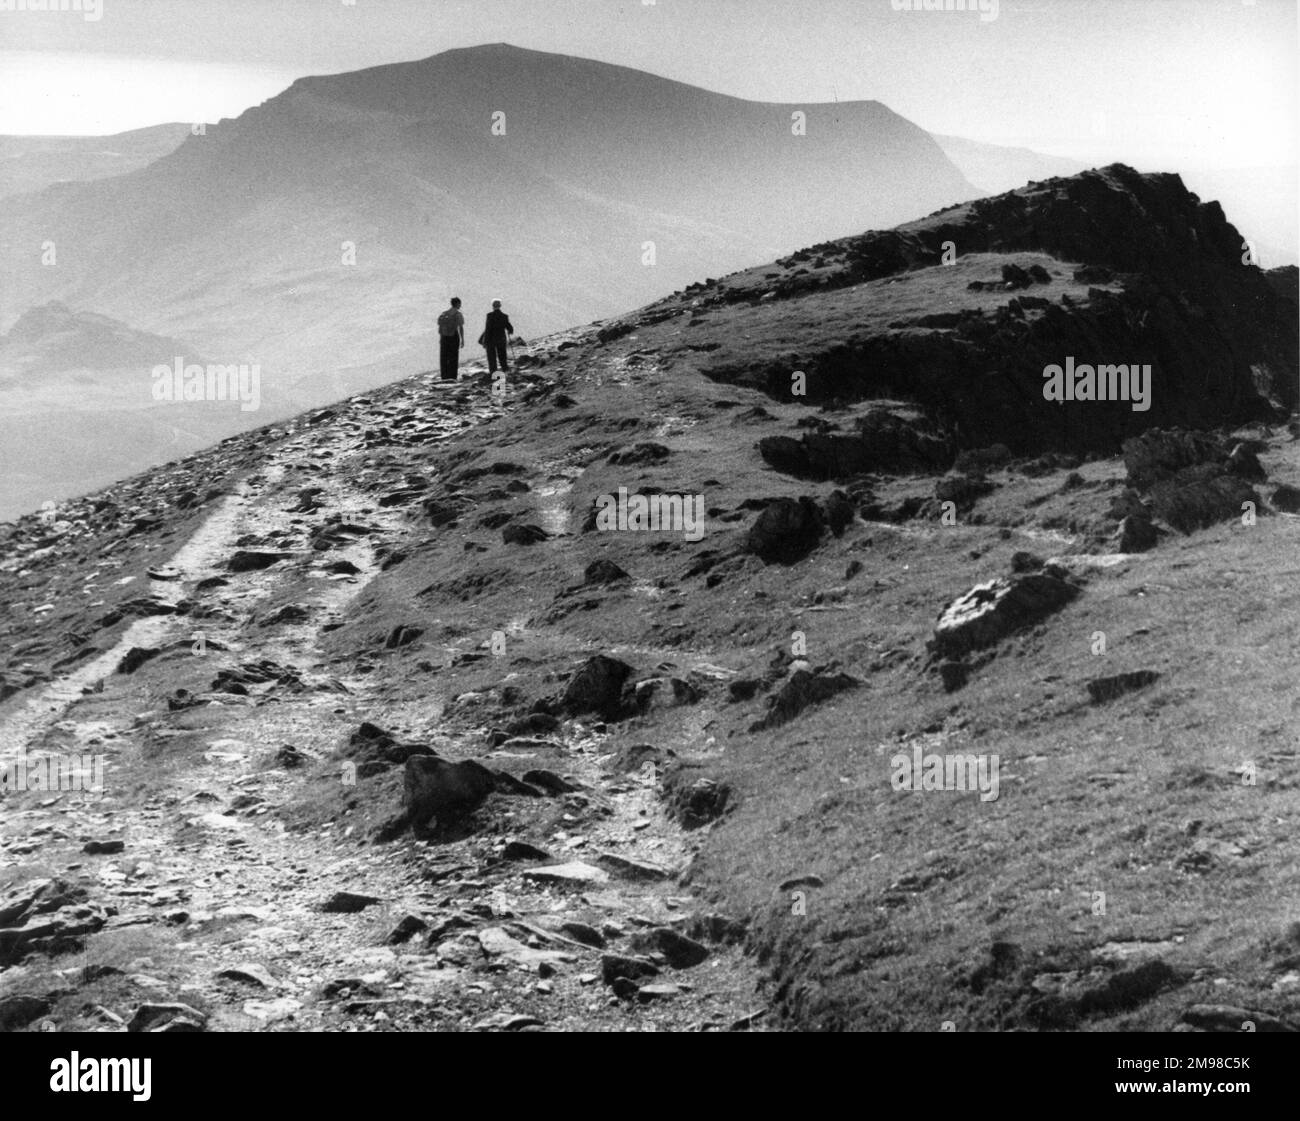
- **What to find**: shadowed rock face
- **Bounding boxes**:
[0,878,107,965]
[403,755,499,829]
[559,655,634,719]
[746,497,825,564]
[1122,428,1266,534]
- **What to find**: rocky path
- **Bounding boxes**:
[0,364,768,1033]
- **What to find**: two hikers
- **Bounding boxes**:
[479,299,515,375]
[437,297,519,381]
[436,296,464,381]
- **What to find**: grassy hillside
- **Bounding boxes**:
[1,166,1296,1033]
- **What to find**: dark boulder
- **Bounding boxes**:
[504,712,561,737]
[502,523,549,546]
[560,655,634,720]
[1087,670,1160,703]
[384,625,423,649]
[1010,551,1045,573]
[403,755,499,829]
[421,499,464,526]
[822,490,856,536]
[750,669,859,731]
[1148,469,1259,534]
[1122,429,1227,489]
[663,769,731,828]
[628,927,710,969]
[608,442,670,466]
[1271,483,1300,513]
[954,444,1012,473]
[1225,442,1266,481]
[935,473,995,510]
[227,550,290,573]
[929,573,1079,659]
[746,497,824,564]
[584,559,630,585]
[1116,514,1158,553]
[1107,488,1149,521]
[348,722,436,766]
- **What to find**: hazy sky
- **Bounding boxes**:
[0,0,1295,172]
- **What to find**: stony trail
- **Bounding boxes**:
[0,363,769,1032]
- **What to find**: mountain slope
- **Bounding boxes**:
[0,163,1296,1032]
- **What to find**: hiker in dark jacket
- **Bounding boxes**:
[481,299,514,375]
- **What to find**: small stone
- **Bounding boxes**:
[215,963,278,989]
[227,550,290,573]
[1271,483,1300,513]
[636,983,681,1002]
[242,997,302,1022]
[385,914,429,944]
[320,891,382,914]
[558,921,606,948]
[628,927,710,969]
[521,769,577,795]
[594,852,672,882]
[127,1002,207,1033]
[779,874,824,891]
[1087,670,1160,704]
[0,994,52,1031]
[601,953,659,986]
[501,840,551,862]
[522,862,610,887]
[82,839,125,855]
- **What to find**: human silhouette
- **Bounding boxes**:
[436,296,464,381]
[481,299,514,375]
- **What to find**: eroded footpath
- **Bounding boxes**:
[0,359,768,1033]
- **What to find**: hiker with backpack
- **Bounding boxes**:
[436,296,464,381]
[478,299,514,375]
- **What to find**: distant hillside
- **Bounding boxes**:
[0,300,206,375]
[0,44,977,397]
[0,123,191,198]
[932,134,1089,194]
[0,302,274,522]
